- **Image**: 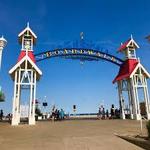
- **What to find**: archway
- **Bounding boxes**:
[35,48,123,66]
[9,24,150,125]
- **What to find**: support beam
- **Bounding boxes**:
[127,80,134,119]
[12,71,19,125]
[143,77,150,120]
[29,70,35,125]
[130,77,141,120]
[117,81,125,119]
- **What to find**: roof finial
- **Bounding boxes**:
[27,22,30,28]
[131,34,133,40]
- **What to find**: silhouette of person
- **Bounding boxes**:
[0,109,3,121]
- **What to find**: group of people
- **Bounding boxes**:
[0,109,12,122]
[0,104,121,122]
[98,106,109,119]
[110,104,120,119]
[98,104,120,119]
[51,106,65,121]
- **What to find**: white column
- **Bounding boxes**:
[127,80,133,119]
[32,72,36,121]
[131,77,141,120]
[134,76,141,120]
[12,70,19,125]
[117,81,125,119]
[16,69,21,124]
[143,77,150,120]
[29,70,35,125]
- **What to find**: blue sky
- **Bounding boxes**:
[0,0,150,114]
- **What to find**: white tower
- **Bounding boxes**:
[0,36,7,102]
[0,36,7,69]
[9,24,42,125]
[113,36,150,120]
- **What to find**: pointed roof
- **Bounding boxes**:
[18,23,37,44]
[9,54,42,81]
[18,51,36,63]
[113,59,150,83]
[113,59,138,83]
[118,36,139,52]
[18,23,37,38]
[130,63,150,78]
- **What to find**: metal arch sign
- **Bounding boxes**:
[35,48,124,66]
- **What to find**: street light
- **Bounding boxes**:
[0,36,7,69]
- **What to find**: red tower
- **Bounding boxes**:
[113,36,150,120]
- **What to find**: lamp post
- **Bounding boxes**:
[0,36,7,70]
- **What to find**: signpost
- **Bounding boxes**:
[73,105,76,116]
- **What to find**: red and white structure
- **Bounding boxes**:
[8,23,150,125]
[9,23,42,125]
[113,36,150,120]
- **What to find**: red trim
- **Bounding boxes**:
[18,50,36,63]
[113,59,139,83]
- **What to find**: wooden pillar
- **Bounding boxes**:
[17,69,21,124]
[143,77,150,120]
[29,70,35,125]
[130,77,141,120]
[117,81,125,119]
[12,70,20,125]
[127,80,133,119]
[33,72,36,120]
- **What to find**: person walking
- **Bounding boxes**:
[98,105,103,119]
[102,107,106,119]
[60,109,65,120]
[51,107,55,121]
[0,109,3,121]
[111,104,115,119]
[106,109,109,119]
